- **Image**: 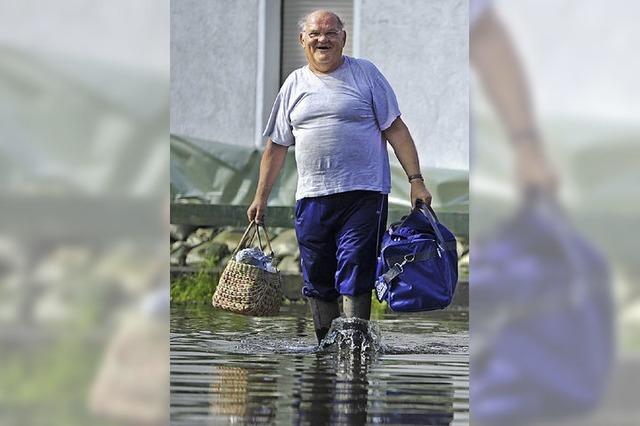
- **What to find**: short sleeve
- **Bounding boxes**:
[367,63,401,131]
[263,88,295,147]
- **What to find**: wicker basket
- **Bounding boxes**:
[212,222,283,316]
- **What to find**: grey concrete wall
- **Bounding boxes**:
[171,0,259,145]
[359,0,468,170]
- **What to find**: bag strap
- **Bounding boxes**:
[385,240,456,267]
[386,249,433,270]
[374,194,386,255]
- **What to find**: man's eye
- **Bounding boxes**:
[327,32,338,37]
[309,33,319,38]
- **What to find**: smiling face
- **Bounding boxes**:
[299,11,346,74]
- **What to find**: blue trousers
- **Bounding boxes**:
[294,190,388,302]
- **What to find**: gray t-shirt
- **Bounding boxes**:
[263,56,400,200]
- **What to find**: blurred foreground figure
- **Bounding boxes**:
[0,2,168,424]
[89,291,168,425]
[472,193,612,424]
[470,1,613,424]
[471,3,557,194]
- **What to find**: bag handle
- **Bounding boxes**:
[415,200,447,246]
[231,221,275,257]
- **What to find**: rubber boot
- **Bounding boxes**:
[308,298,340,343]
[343,292,372,320]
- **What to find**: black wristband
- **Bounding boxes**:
[511,128,539,144]
[408,173,423,183]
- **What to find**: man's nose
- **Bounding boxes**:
[317,33,328,42]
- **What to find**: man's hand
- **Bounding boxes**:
[514,141,558,194]
[410,179,432,208]
[247,198,267,224]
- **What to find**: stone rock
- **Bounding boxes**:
[186,227,215,247]
[170,224,197,242]
[277,255,300,273]
[270,227,287,237]
[456,239,469,257]
[212,229,246,252]
[269,229,299,258]
[170,242,189,266]
[280,273,303,300]
[185,241,229,266]
[218,255,232,268]
[32,246,91,285]
[34,289,69,322]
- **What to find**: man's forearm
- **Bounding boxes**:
[254,139,289,202]
[383,117,432,206]
[383,117,422,177]
[470,8,537,142]
[470,9,557,191]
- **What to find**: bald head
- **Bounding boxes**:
[298,9,347,74]
[298,10,344,32]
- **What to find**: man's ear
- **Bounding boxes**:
[299,32,304,47]
[342,30,347,48]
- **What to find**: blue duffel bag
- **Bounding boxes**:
[375,201,458,311]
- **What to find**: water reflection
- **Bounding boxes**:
[294,352,369,425]
[209,363,279,423]
[470,1,619,423]
[171,305,468,425]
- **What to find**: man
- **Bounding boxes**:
[247,10,431,343]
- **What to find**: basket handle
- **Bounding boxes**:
[258,223,275,257]
[231,222,257,256]
[231,221,276,257]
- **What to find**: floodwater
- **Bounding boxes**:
[170,303,469,425]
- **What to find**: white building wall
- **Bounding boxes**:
[171,0,260,145]
[358,0,469,170]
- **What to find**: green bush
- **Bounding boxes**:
[170,257,220,304]
[370,293,388,320]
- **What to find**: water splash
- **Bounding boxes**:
[316,318,382,377]
[319,318,381,355]
[191,316,467,356]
